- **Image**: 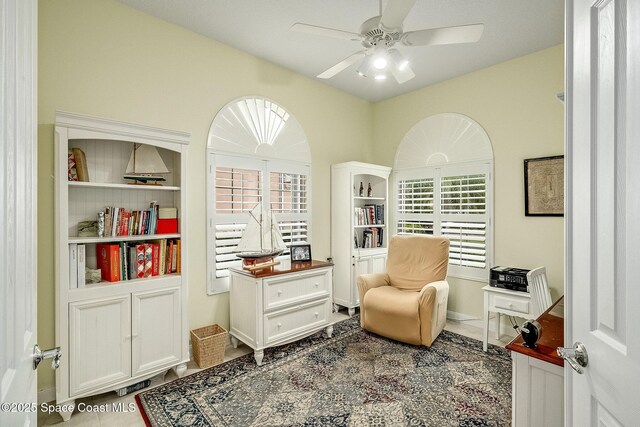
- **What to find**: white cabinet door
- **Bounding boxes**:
[370,254,387,274]
[353,257,371,305]
[132,287,182,376]
[69,295,131,396]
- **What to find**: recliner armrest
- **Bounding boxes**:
[357,273,390,327]
[418,280,449,346]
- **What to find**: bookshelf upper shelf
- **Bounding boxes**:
[68,233,180,244]
[353,224,385,228]
[353,196,385,201]
[68,181,180,191]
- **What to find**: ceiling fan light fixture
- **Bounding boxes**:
[389,49,409,71]
[374,74,387,80]
[373,56,388,70]
[372,45,389,70]
[356,54,373,77]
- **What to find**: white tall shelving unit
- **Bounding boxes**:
[54,112,189,420]
[331,161,391,316]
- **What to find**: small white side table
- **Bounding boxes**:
[482,285,532,351]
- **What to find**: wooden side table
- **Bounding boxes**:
[482,285,532,351]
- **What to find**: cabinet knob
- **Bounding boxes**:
[314,312,319,318]
[277,290,282,296]
[314,282,319,288]
[277,322,282,329]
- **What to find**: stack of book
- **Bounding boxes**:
[96,238,181,283]
[100,202,169,237]
[68,244,86,288]
[361,228,383,249]
[354,204,384,226]
[157,207,178,234]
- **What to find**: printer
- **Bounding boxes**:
[489,266,530,292]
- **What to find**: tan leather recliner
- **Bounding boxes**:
[357,234,450,347]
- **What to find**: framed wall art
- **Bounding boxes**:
[524,155,564,216]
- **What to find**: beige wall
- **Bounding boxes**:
[37,0,373,391]
[371,45,565,319]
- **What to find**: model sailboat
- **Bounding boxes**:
[123,144,169,184]
[236,204,287,270]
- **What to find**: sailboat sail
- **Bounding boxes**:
[124,144,170,183]
[236,204,286,256]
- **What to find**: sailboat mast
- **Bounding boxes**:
[132,143,137,174]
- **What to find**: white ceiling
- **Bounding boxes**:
[117,0,564,102]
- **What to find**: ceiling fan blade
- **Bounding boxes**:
[317,51,366,79]
[380,0,417,32]
[390,62,415,84]
[401,23,484,46]
[290,23,363,41]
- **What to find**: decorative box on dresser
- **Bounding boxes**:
[506,297,565,427]
[229,260,334,366]
[54,112,190,420]
[331,162,391,316]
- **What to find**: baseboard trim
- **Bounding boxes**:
[447,311,487,330]
[38,387,55,404]
[447,310,519,339]
[446,310,476,322]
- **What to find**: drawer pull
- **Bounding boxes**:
[314,312,319,318]
[314,282,319,288]
[277,322,282,329]
[277,290,282,296]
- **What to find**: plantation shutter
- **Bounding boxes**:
[439,170,487,273]
[394,163,491,281]
[210,155,264,286]
[395,171,436,238]
[268,161,311,255]
[209,155,312,292]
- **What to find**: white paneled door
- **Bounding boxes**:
[566,0,640,424]
[0,0,38,425]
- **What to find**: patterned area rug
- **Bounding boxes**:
[136,316,511,426]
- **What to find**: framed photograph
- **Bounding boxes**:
[290,244,312,262]
[524,155,564,216]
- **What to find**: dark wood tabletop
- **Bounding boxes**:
[230,259,333,279]
[506,296,565,367]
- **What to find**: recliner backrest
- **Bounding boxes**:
[386,235,450,291]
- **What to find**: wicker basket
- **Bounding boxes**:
[190,324,228,368]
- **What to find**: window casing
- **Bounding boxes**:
[208,154,311,293]
[394,162,492,281]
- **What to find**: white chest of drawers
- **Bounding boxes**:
[229,260,334,365]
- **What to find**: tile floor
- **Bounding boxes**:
[37,310,516,426]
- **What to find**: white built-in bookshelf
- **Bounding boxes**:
[331,161,391,315]
[54,111,190,420]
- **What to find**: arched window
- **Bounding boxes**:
[206,97,312,294]
[394,113,493,281]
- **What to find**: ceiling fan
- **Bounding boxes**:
[290,0,484,84]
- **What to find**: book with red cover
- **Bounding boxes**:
[96,243,120,282]
[151,243,160,276]
[157,218,178,234]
